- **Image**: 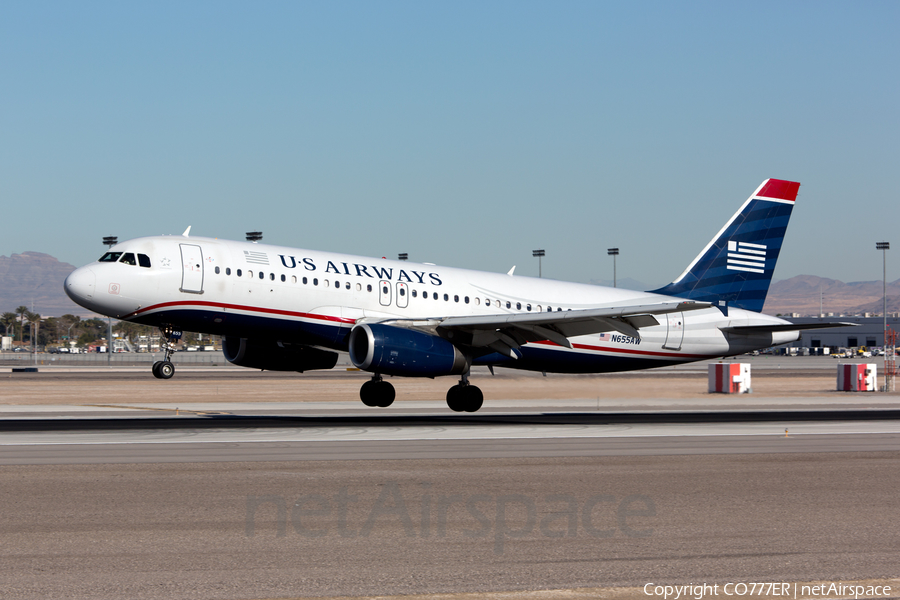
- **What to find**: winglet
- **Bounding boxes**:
[182,226,192,237]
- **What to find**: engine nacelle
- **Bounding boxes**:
[222,337,339,372]
[348,323,468,377]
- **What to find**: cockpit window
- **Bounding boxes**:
[99,252,122,262]
[119,253,137,266]
[138,254,151,268]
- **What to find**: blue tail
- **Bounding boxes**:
[649,179,800,313]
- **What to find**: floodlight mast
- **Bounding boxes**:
[532,249,545,278]
[101,236,118,366]
[877,241,890,391]
[607,248,619,288]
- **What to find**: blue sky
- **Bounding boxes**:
[2,1,897,289]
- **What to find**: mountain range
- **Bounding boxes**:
[1,251,898,319]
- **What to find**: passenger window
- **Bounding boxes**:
[412,290,417,298]
[400,288,406,296]
[453,295,459,302]
[506,301,511,309]
[367,284,372,292]
[382,285,389,295]
[335,281,340,289]
[303,277,308,284]
[486,299,491,307]
[356,283,362,291]
[465,296,469,304]
[98,252,122,262]
[226,268,231,276]
[516,302,521,310]
[346,282,351,290]
[324,279,329,287]
[259,272,264,279]
[248,270,253,278]
[313,278,318,286]
[119,253,137,266]
[527,304,531,311]
[138,254,151,268]
[215,266,220,274]
[443,294,449,301]
[281,274,286,282]
[237,269,243,277]
[292,276,297,283]
[433,292,438,300]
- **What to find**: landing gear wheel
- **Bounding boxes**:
[463,385,483,412]
[360,378,395,408]
[157,361,175,380]
[151,361,163,379]
[360,380,380,407]
[447,385,466,412]
[374,381,395,407]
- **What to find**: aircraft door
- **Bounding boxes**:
[396,282,409,308]
[179,244,204,294]
[378,280,391,306]
[662,312,684,350]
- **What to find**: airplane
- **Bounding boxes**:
[63,178,847,412]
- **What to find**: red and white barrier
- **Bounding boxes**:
[708,363,751,394]
[837,364,877,392]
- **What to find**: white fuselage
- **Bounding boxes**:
[64,235,799,373]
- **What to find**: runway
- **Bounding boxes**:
[1,371,899,599]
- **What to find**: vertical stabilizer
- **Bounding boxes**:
[649,179,800,313]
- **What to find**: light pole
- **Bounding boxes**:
[532,249,545,278]
[102,237,117,365]
[608,248,619,288]
[877,241,890,391]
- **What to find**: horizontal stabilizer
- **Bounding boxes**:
[721,322,858,335]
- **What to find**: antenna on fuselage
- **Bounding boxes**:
[182,226,192,237]
[246,231,263,243]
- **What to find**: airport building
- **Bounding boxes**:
[785,316,900,349]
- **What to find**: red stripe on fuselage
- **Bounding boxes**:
[532,339,709,359]
[124,300,356,324]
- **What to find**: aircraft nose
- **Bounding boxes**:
[64,267,96,305]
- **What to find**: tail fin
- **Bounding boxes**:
[649,178,800,313]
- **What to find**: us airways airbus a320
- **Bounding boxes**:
[63,179,842,412]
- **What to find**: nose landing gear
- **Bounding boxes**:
[151,326,182,380]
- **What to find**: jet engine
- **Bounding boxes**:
[222,337,339,372]
[348,323,468,377]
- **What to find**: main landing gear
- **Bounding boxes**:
[151,326,181,380]
[357,372,484,412]
[360,374,395,407]
[446,372,483,413]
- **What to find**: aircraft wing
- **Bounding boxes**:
[433,300,710,357]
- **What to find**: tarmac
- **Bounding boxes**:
[1,358,898,599]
